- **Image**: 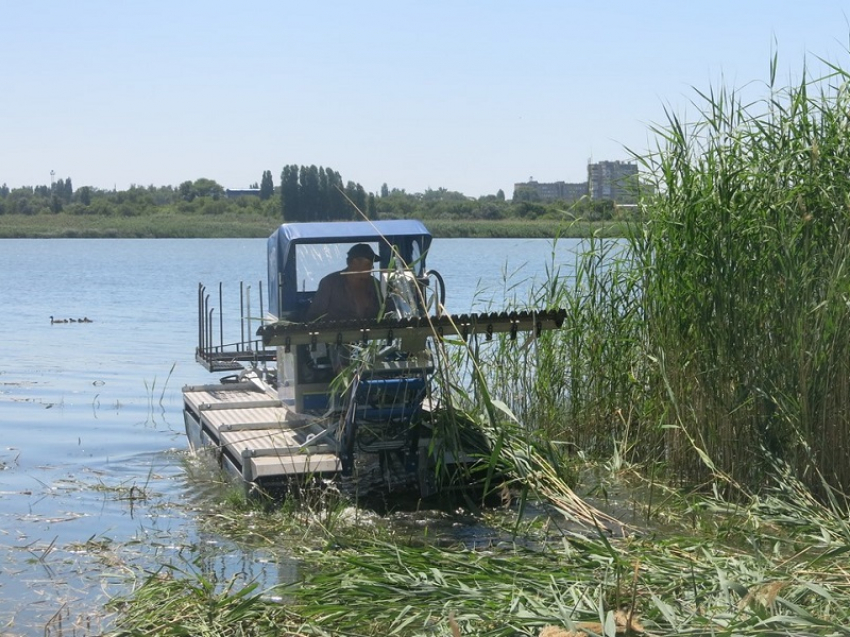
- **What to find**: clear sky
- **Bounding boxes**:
[2,1,849,197]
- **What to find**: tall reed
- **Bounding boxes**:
[472,232,650,463]
[632,55,850,493]
[461,52,850,497]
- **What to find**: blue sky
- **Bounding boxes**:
[2,1,849,197]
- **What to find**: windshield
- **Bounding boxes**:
[295,242,381,292]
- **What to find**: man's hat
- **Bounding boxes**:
[347,243,380,262]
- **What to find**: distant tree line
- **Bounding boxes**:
[0,166,640,224]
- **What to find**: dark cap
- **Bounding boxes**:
[347,243,379,262]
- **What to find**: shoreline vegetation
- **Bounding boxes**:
[0,212,627,239]
[0,167,639,239]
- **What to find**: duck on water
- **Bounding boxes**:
[50,316,93,324]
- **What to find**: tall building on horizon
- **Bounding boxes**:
[512,159,639,203]
[587,160,638,202]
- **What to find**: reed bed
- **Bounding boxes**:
[472,51,850,497]
[0,212,623,239]
[631,56,850,494]
[0,211,281,238]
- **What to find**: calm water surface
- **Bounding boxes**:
[0,236,582,635]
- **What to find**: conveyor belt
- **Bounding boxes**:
[257,308,567,350]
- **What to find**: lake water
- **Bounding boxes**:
[0,235,583,635]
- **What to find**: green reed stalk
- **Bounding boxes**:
[632,56,850,493]
[451,50,850,498]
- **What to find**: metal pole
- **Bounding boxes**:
[259,280,264,326]
[218,282,224,353]
[239,281,245,349]
[203,293,210,352]
[198,283,205,353]
[246,285,252,350]
[207,307,214,353]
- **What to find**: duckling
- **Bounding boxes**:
[83,317,93,323]
[69,318,77,323]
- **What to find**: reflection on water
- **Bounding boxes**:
[0,236,585,635]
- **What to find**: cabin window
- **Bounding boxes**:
[295,242,381,292]
[410,240,422,273]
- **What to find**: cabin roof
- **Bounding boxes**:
[273,219,431,245]
[270,219,432,273]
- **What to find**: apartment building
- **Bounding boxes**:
[587,160,638,201]
[513,160,639,203]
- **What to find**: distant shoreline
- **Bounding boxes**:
[0,213,627,239]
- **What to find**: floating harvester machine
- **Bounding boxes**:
[183,220,565,497]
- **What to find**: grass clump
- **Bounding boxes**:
[108,565,302,637]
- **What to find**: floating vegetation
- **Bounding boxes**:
[144,362,176,415]
[108,465,850,636]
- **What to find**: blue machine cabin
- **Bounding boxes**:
[265,220,436,416]
[267,219,432,321]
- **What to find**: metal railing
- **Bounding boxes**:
[195,281,276,372]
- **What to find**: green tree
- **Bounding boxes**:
[345,181,367,218]
[318,167,330,221]
[179,178,224,202]
[367,192,376,219]
[9,188,36,215]
[280,165,300,221]
[259,170,274,201]
[328,170,347,219]
[299,165,320,222]
[178,180,195,202]
[194,178,224,200]
[279,164,368,222]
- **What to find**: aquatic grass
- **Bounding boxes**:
[109,471,850,636]
[422,316,626,533]
[628,50,850,494]
[466,44,850,498]
[297,485,850,635]
[143,362,176,420]
[488,231,648,460]
[0,210,624,239]
[109,563,302,637]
